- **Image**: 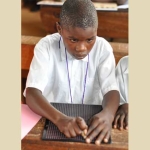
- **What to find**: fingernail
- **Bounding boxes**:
[84,129,87,134]
[95,140,100,145]
[126,126,128,130]
[86,138,90,143]
[81,131,87,139]
[78,117,82,121]
[114,125,116,128]
[104,138,108,143]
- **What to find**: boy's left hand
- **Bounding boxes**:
[85,109,113,145]
[113,103,128,130]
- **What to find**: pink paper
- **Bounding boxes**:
[21,104,42,139]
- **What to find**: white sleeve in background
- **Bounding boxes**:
[116,56,128,105]
[97,40,119,97]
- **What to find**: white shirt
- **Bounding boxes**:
[116,56,128,104]
[24,33,119,105]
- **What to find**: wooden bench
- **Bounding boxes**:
[21,35,128,103]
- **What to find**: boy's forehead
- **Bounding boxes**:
[62,26,97,38]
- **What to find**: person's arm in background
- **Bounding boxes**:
[113,56,128,130]
[24,38,87,138]
[113,103,128,130]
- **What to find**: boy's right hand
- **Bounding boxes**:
[55,115,88,138]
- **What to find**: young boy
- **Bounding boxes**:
[113,56,128,130]
[24,0,120,145]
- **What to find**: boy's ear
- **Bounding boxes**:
[56,22,62,35]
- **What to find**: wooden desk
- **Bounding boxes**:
[40,5,128,40]
[21,117,128,150]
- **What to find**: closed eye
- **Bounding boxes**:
[87,39,93,43]
[70,39,78,43]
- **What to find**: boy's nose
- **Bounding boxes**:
[76,43,87,52]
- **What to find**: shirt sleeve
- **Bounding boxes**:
[97,40,119,96]
[23,37,51,97]
[115,56,128,105]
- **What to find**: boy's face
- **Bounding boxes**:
[57,23,97,60]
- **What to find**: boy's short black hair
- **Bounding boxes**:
[60,0,98,29]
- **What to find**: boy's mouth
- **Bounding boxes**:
[74,53,87,59]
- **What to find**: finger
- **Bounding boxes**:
[95,128,108,145]
[81,129,88,139]
[87,118,92,126]
[63,130,71,138]
[84,128,88,135]
[103,130,111,143]
[86,138,91,144]
[125,125,128,130]
[86,124,104,144]
[86,117,100,136]
[74,123,82,135]
[124,114,128,130]
[86,122,98,136]
[119,114,125,130]
[76,117,88,130]
[113,114,120,129]
[69,128,77,137]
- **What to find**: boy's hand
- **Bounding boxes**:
[113,103,128,130]
[85,110,113,145]
[55,115,88,138]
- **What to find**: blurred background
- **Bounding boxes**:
[22,0,47,37]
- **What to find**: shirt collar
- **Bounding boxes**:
[59,37,89,62]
